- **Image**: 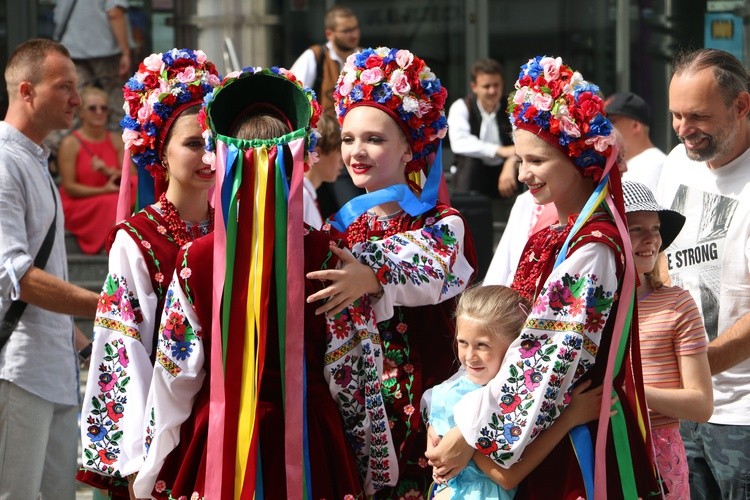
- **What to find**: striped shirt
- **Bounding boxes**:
[639,285,708,429]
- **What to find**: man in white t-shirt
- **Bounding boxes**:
[656,48,750,499]
[605,91,666,191]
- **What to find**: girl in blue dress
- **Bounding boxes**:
[428,285,606,499]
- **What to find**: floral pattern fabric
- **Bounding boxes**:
[80,230,166,478]
[454,242,618,466]
[133,273,206,499]
[79,206,184,486]
[326,206,475,497]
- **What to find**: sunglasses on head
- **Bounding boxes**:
[86,104,109,113]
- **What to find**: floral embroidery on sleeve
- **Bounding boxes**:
[156,288,203,375]
[82,338,131,475]
[95,274,145,339]
[357,218,467,296]
[471,269,614,465]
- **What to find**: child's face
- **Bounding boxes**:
[456,317,508,386]
[514,128,589,212]
[627,210,661,275]
[340,106,412,192]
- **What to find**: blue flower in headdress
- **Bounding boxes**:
[534,110,551,129]
[575,149,605,168]
[421,78,442,96]
[588,114,613,137]
[152,102,171,120]
[521,56,544,80]
[381,47,398,65]
[120,115,138,130]
[372,84,392,105]
[350,85,364,102]
[126,77,145,91]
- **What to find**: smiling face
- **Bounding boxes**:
[456,317,509,386]
[162,111,215,194]
[669,68,743,168]
[340,106,412,192]
[627,210,661,276]
[514,128,594,221]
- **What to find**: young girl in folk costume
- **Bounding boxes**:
[428,285,607,500]
[305,47,477,497]
[77,49,220,497]
[132,67,371,499]
[426,56,661,499]
[623,180,713,498]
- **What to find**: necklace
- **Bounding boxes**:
[158,193,215,247]
[346,209,410,247]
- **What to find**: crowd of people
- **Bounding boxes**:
[0,4,749,500]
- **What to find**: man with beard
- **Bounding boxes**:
[290,5,364,220]
[656,48,750,500]
[290,4,361,118]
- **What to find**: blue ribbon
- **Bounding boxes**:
[329,142,444,232]
[554,172,609,500]
[220,143,239,228]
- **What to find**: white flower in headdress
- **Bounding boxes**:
[374,47,391,57]
[402,95,419,113]
[419,66,436,81]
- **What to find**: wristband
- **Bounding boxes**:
[78,342,93,364]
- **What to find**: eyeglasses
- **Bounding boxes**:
[335,25,359,35]
[86,104,109,113]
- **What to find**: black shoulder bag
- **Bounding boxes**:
[0,182,58,351]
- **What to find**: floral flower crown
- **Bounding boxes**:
[120,48,221,176]
[333,47,448,174]
[508,55,616,179]
[199,66,321,168]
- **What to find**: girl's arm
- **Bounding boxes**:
[644,352,713,422]
[472,382,606,490]
[643,288,713,423]
[307,212,474,318]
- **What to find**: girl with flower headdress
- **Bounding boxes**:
[77,48,220,497]
[304,47,477,497]
[131,67,368,500]
[426,56,661,499]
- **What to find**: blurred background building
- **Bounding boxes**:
[1,0,748,154]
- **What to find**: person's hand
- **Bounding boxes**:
[119,51,132,79]
[495,145,515,159]
[305,243,381,315]
[91,156,109,174]
[497,156,519,198]
[424,426,473,482]
[561,380,618,428]
[103,175,121,193]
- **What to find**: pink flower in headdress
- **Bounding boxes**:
[194,50,207,64]
[176,66,196,84]
[559,116,581,138]
[396,49,414,69]
[137,103,152,121]
[533,92,554,111]
[360,67,385,85]
[388,70,411,96]
[585,131,617,152]
[416,100,432,118]
[225,70,242,79]
[122,129,144,149]
[513,86,529,105]
[142,53,163,72]
[540,56,563,81]
[207,73,221,87]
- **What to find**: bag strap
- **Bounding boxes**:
[53,0,79,42]
[0,181,59,351]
